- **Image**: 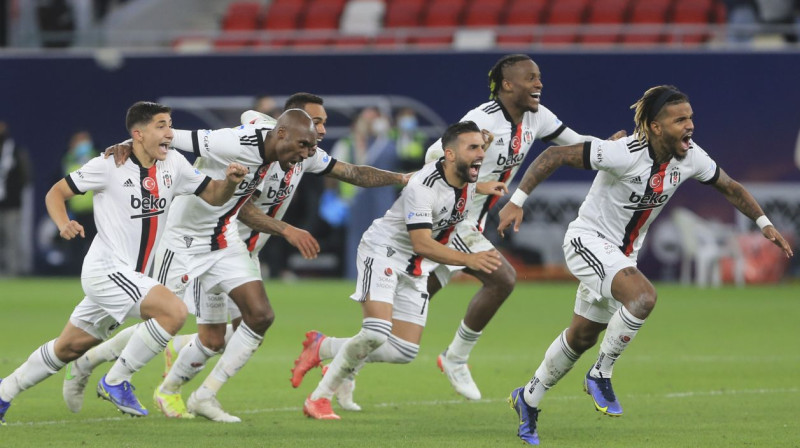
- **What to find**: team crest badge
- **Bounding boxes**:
[648,174,663,189]
[669,169,681,186]
[162,172,172,188]
[522,130,533,144]
[142,177,157,191]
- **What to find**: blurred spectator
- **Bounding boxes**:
[725,0,760,42]
[36,0,74,48]
[254,94,282,117]
[327,107,399,278]
[61,130,97,273]
[0,121,32,276]
[393,107,428,172]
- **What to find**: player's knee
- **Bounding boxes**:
[55,340,90,362]
[160,300,188,334]
[569,329,599,353]
[629,287,657,318]
[200,330,227,352]
[243,308,274,335]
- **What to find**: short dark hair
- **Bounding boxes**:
[126,101,171,132]
[442,121,481,150]
[284,92,323,111]
[488,54,532,100]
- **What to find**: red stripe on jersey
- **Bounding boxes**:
[136,165,160,273]
[245,230,259,252]
[619,162,669,256]
[210,163,270,251]
[477,123,523,231]
[406,186,469,276]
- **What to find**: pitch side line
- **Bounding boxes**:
[6,387,798,427]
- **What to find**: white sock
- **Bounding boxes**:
[445,320,481,363]
[310,318,390,400]
[365,334,419,364]
[318,336,347,361]
[0,340,65,401]
[105,320,171,385]
[173,324,234,356]
[160,334,218,394]
[74,325,136,374]
[194,322,263,400]
[590,307,644,379]
[524,329,579,408]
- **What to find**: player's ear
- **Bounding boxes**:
[130,128,143,142]
[444,146,456,162]
[649,120,661,136]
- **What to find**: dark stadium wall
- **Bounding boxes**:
[2,50,799,274]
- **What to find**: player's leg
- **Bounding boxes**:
[0,318,101,424]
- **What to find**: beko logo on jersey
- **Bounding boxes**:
[496,151,525,170]
[236,177,262,196]
[435,210,468,229]
[264,184,294,201]
[624,191,669,210]
[130,194,167,218]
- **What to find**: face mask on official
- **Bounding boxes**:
[397,115,417,133]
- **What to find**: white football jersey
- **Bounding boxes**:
[66,152,211,277]
[568,135,720,257]
[361,160,475,276]
[239,147,336,254]
[425,101,577,230]
[162,124,273,254]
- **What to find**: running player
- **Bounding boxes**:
[302,121,503,420]
[0,101,247,423]
[499,85,793,445]
[422,54,626,400]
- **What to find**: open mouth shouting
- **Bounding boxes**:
[681,132,692,150]
[469,159,483,181]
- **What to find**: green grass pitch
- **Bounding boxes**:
[0,278,798,447]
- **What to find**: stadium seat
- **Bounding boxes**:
[422,0,466,28]
[503,0,548,26]
[463,0,507,27]
[545,0,589,25]
[301,0,345,30]
[495,32,536,47]
[669,0,715,44]
[410,33,454,48]
[261,1,305,30]
[625,0,671,44]
[384,0,425,28]
[332,35,371,49]
[582,0,629,44]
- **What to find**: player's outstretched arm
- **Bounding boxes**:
[711,169,794,258]
[326,161,407,188]
[476,181,508,196]
[237,200,320,259]
[198,162,248,206]
[497,142,585,237]
[409,229,501,273]
[45,179,85,240]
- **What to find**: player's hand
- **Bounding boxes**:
[477,181,508,196]
[465,250,502,274]
[497,202,524,238]
[762,226,794,258]
[401,172,414,185]
[283,225,320,259]
[481,129,494,149]
[59,220,85,240]
[225,163,249,183]
[608,130,627,141]
[103,141,133,167]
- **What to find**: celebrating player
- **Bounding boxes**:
[498,85,793,445]
[421,54,625,400]
[0,101,247,424]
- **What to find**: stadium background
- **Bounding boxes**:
[1,0,799,281]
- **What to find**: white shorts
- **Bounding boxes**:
[563,231,636,324]
[431,222,494,287]
[183,253,257,324]
[350,246,430,327]
[70,271,160,340]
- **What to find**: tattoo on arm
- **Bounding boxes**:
[712,171,765,221]
[518,144,585,194]
[329,163,402,187]
[621,267,639,277]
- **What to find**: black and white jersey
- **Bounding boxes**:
[569,135,720,257]
[361,160,475,276]
[162,124,274,254]
[239,147,336,254]
[65,152,210,277]
[425,101,579,230]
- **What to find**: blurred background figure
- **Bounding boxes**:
[755,0,800,42]
[327,107,399,278]
[61,130,96,274]
[0,121,32,277]
[393,107,428,172]
[254,94,282,117]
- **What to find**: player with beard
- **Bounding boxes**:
[302,121,504,420]
[498,85,793,445]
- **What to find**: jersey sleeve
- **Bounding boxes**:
[170,152,213,196]
[171,128,245,165]
[304,147,337,175]
[404,182,434,231]
[65,155,108,194]
[688,142,720,184]
[585,139,633,176]
[533,105,568,142]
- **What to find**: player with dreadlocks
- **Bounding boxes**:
[498,85,792,445]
